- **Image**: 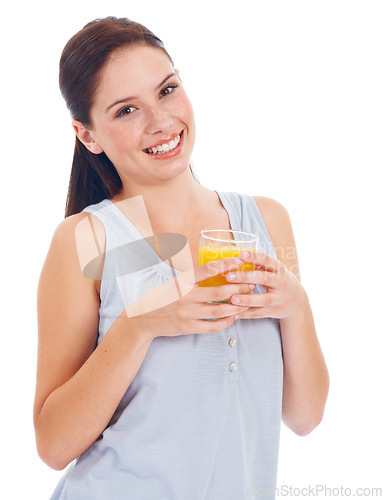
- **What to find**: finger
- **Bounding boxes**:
[193,314,239,333]
[239,251,282,273]
[200,302,250,320]
[198,283,255,303]
[230,290,279,308]
[225,270,279,289]
[235,305,279,320]
[194,256,244,283]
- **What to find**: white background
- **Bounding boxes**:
[1,0,382,498]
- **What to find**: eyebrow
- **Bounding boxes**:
[105,72,177,113]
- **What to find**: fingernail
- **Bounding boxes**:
[249,284,256,290]
[231,296,241,304]
[226,272,236,281]
[234,314,240,320]
[241,251,250,259]
[235,258,243,265]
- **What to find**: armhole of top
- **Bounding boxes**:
[81,209,110,305]
[246,195,277,258]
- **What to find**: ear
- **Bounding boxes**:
[72,120,104,154]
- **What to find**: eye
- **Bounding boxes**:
[116,105,136,118]
[160,84,178,98]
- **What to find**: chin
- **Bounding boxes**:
[157,158,192,180]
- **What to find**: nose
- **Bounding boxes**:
[145,105,173,135]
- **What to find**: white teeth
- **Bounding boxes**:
[147,134,181,154]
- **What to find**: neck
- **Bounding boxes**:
[112,168,213,230]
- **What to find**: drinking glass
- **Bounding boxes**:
[198,229,258,303]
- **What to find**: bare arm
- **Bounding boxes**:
[227,197,329,436]
[33,213,154,470]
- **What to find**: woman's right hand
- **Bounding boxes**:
[125,257,253,339]
[34,215,252,470]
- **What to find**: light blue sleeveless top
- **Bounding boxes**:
[50,191,283,500]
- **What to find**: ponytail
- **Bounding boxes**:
[65,138,122,217]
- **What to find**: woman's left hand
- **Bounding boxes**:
[225,251,306,320]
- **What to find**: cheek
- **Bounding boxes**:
[172,91,195,127]
[176,96,196,150]
[103,122,141,152]
[181,95,195,124]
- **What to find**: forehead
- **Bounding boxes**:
[94,45,174,102]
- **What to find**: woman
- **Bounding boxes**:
[34,17,329,499]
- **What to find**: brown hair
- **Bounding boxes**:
[59,17,174,217]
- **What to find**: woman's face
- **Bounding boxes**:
[77,44,196,190]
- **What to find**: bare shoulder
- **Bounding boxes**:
[253,196,293,244]
[49,212,106,279]
[253,196,300,278]
[253,196,291,226]
[52,211,105,251]
[39,210,105,311]
[35,212,106,418]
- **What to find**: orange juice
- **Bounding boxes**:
[198,245,255,287]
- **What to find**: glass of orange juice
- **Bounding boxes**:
[198,229,258,303]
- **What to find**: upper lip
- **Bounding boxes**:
[144,131,182,150]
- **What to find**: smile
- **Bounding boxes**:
[144,131,183,156]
